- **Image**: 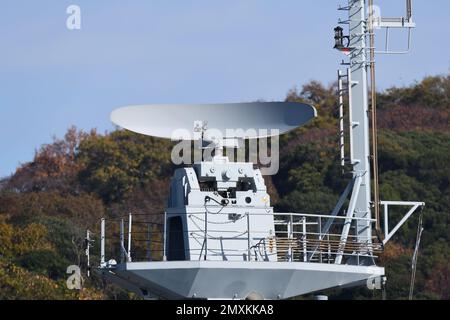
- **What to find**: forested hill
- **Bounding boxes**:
[0,75,448,300]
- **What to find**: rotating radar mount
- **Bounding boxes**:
[94,0,425,300]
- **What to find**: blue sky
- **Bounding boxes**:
[1,0,449,177]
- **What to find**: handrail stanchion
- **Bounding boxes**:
[287,215,293,262]
[163,211,167,261]
[204,210,208,261]
[247,213,251,261]
[318,217,322,263]
[302,216,307,262]
[327,234,331,263]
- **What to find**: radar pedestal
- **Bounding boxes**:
[166,154,276,262]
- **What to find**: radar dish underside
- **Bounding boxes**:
[110,102,317,139]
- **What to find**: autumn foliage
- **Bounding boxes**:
[0,75,449,299]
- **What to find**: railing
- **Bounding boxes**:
[273,213,381,264]
[98,210,382,267]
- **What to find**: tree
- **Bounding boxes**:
[6,126,96,194]
[77,130,173,203]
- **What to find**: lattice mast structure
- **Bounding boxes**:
[335,0,417,264]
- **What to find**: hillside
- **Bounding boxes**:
[0,75,448,300]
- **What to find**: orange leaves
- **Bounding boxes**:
[7,126,97,193]
[378,242,413,264]
[0,220,53,257]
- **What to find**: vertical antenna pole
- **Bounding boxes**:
[120,218,125,263]
[86,229,90,277]
[406,0,412,20]
[127,213,132,262]
[100,218,105,267]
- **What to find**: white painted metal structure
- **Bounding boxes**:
[96,0,424,300]
[110,102,316,140]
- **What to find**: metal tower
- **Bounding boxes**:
[334,0,422,264]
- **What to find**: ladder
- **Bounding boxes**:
[337,68,358,168]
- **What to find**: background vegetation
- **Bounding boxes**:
[0,75,448,299]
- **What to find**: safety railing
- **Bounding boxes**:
[98,211,382,267]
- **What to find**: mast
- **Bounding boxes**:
[335,0,417,264]
[348,0,372,247]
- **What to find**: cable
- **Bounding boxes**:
[368,0,381,234]
[409,207,424,300]
[204,196,228,214]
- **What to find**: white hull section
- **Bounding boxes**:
[100,261,384,299]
